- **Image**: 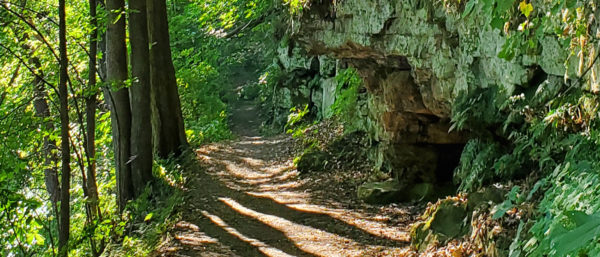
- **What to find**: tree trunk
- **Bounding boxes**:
[106,0,134,211]
[86,0,101,221]
[129,0,153,195]
[57,0,71,255]
[86,1,104,255]
[27,48,61,204]
[13,0,61,212]
[147,0,187,158]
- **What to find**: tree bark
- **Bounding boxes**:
[57,0,71,255]
[147,0,187,158]
[106,0,134,211]
[32,56,61,205]
[129,0,153,195]
[86,0,101,221]
[12,0,61,209]
[86,1,104,255]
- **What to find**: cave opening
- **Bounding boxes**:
[432,143,465,184]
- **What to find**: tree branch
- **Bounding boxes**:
[0,42,58,96]
[1,2,60,61]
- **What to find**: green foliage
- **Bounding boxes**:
[522,157,600,256]
[109,184,182,257]
[454,139,503,192]
[451,87,506,132]
[169,0,277,143]
[283,0,310,15]
[286,104,310,130]
[331,68,361,115]
[0,0,282,255]
[331,68,366,132]
[107,154,188,257]
[0,1,122,254]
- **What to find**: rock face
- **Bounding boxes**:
[267,41,339,129]
[287,0,568,184]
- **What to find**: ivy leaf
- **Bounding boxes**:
[519,1,533,18]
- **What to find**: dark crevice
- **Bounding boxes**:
[432,144,465,184]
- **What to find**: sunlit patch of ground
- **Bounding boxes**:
[155,99,422,256]
[201,210,295,257]
[156,134,414,256]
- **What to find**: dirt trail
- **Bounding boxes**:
[155,99,416,257]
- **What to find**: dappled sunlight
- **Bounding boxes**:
[221,161,273,180]
[239,170,299,185]
[201,210,295,257]
[248,191,311,204]
[158,221,221,254]
[179,118,416,256]
[257,162,294,175]
[219,197,410,257]
[236,137,289,146]
[204,140,412,243]
[174,231,219,246]
[257,181,303,191]
[240,156,265,166]
[248,191,410,241]
[287,203,410,241]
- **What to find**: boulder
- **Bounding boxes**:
[467,186,506,212]
[411,198,469,252]
[357,180,404,204]
[404,183,434,202]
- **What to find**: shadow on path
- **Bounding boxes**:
[155,97,413,257]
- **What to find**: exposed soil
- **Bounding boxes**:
[154,99,422,257]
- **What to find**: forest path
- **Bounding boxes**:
[155,99,416,257]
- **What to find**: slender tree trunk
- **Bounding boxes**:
[13,0,61,212]
[129,0,153,196]
[106,0,134,211]
[57,0,71,255]
[26,47,61,205]
[86,0,100,220]
[86,0,103,255]
[147,0,187,158]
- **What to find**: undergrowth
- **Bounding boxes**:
[331,67,366,133]
[105,153,191,257]
[452,82,600,255]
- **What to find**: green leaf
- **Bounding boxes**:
[565,210,591,226]
[551,213,600,256]
[495,0,516,15]
[34,233,45,245]
[519,1,533,18]
[490,17,506,30]
[526,179,546,201]
[144,212,153,222]
[509,221,524,257]
[492,200,514,219]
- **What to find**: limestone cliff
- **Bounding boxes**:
[280,0,572,183]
